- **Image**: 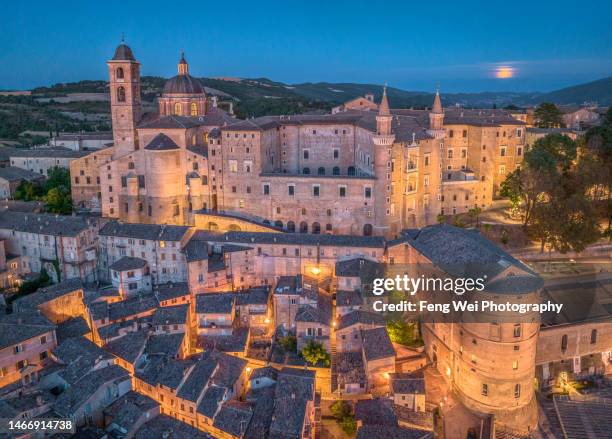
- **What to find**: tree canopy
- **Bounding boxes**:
[13,166,72,214]
[534,102,564,128]
[500,131,606,253]
[301,340,331,367]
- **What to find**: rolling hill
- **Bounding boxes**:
[28,76,612,109]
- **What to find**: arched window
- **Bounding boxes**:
[274,220,283,229]
[561,334,568,351]
[117,86,126,102]
[312,222,321,234]
[190,102,198,116]
[363,224,373,236]
[348,166,356,176]
[116,67,124,79]
[317,167,325,175]
[303,167,310,175]
[228,224,241,231]
[325,224,333,233]
[332,166,340,175]
[299,222,308,233]
[208,222,219,231]
[174,103,182,116]
[287,221,296,233]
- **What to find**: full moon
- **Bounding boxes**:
[495,66,514,79]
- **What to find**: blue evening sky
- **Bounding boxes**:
[1,0,611,92]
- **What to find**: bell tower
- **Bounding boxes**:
[108,39,141,157]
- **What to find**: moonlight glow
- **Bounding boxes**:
[495,66,515,79]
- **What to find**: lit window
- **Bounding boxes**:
[190,103,197,116]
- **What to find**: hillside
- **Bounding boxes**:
[2,75,609,145]
[27,75,612,109]
[531,77,612,105]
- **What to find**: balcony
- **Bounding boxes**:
[406,162,418,173]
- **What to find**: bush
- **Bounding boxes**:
[339,415,357,435]
[278,335,297,353]
[330,400,351,419]
[301,340,330,367]
[8,269,50,304]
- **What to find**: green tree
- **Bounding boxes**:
[278,335,297,353]
[436,214,446,224]
[330,401,356,435]
[387,319,422,347]
[301,340,330,367]
[330,401,351,419]
[500,134,577,227]
[8,269,50,304]
[13,180,43,201]
[534,102,564,128]
[529,191,600,253]
[468,206,482,227]
[583,108,612,238]
[44,166,71,192]
[452,215,465,228]
[44,186,72,214]
[339,416,357,435]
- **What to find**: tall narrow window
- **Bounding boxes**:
[561,334,568,351]
[117,86,126,102]
[514,384,521,398]
[174,103,182,115]
[116,67,124,79]
[190,102,197,116]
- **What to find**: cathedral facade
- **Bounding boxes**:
[71,42,526,238]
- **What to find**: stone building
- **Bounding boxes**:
[0,312,57,388]
[70,147,114,211]
[98,221,192,285]
[0,167,45,198]
[560,105,601,130]
[9,147,89,177]
[396,224,543,434]
[0,211,99,282]
[70,42,526,237]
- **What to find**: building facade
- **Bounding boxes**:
[70,43,526,237]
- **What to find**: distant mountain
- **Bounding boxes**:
[529,77,612,106]
[29,76,612,110]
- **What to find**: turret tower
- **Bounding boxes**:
[372,86,397,237]
[428,89,445,135]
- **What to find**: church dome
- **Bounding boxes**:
[163,74,204,95]
[162,53,204,95]
[112,43,135,61]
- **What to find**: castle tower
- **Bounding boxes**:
[428,89,445,134]
[372,86,397,237]
[107,40,141,156]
